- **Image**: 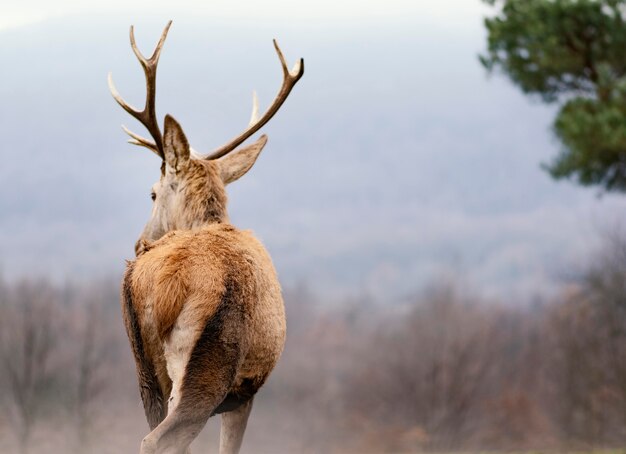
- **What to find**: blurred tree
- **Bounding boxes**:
[0,281,61,454]
[481,0,626,192]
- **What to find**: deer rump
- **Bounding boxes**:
[121,223,285,429]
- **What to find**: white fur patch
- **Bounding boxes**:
[163,304,200,413]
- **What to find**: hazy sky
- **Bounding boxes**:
[1,2,624,303]
[0,1,491,29]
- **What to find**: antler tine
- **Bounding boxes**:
[273,39,295,77]
[108,21,172,159]
[130,21,171,66]
[122,126,160,155]
[249,91,260,126]
[203,40,304,160]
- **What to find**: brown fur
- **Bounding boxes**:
[123,216,285,452]
[178,160,228,227]
[122,262,167,429]
[130,223,284,351]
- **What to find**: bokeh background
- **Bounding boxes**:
[1,1,625,452]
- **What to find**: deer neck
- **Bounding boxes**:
[172,160,230,231]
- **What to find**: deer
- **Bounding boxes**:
[108,21,304,454]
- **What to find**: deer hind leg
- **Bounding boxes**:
[140,299,247,454]
[122,263,170,430]
[219,397,254,454]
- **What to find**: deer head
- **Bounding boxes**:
[108,21,304,255]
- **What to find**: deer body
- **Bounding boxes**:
[109,22,303,454]
[123,223,285,451]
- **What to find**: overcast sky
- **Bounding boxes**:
[1,1,491,29]
[1,1,623,303]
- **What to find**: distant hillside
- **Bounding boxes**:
[0,16,624,300]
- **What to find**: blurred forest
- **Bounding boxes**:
[0,232,625,453]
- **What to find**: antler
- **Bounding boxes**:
[108,21,172,159]
[203,40,304,160]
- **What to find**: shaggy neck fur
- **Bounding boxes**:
[177,159,229,229]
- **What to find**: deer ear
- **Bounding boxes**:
[163,114,190,172]
[217,135,268,184]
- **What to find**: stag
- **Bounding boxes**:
[108,21,303,454]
